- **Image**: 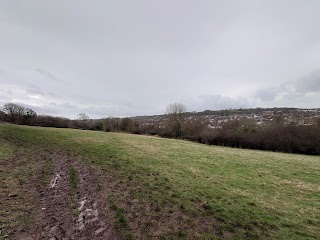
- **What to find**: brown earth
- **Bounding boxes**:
[1,141,221,239]
[1,147,119,240]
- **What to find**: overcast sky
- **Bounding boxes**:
[1,1,320,118]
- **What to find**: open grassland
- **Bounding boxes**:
[0,124,319,239]
[0,125,53,238]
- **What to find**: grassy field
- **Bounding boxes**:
[0,124,319,239]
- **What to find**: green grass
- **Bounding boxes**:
[0,127,53,238]
[69,165,79,191]
[108,195,133,239]
[0,124,319,239]
[69,165,79,216]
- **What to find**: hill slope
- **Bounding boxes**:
[0,124,319,239]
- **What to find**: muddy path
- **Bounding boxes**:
[71,159,119,240]
[17,152,119,240]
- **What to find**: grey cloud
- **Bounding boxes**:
[0,89,13,95]
[1,1,320,117]
[34,68,59,82]
[26,86,44,96]
[255,69,320,102]
[49,102,142,119]
[0,89,14,102]
[295,70,320,93]
[181,95,252,112]
[254,86,284,102]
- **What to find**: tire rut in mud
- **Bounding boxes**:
[71,160,119,240]
[37,153,73,239]
[36,153,118,240]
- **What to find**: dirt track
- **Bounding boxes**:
[17,152,119,240]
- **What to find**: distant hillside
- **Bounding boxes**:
[133,107,320,128]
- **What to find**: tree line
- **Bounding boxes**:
[1,102,320,155]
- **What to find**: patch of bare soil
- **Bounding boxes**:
[71,160,119,240]
[35,153,74,239]
[11,151,118,240]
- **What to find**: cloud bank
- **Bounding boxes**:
[1,1,320,118]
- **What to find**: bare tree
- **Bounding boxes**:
[102,117,120,132]
[166,103,186,138]
[24,108,37,120]
[0,109,6,121]
[77,113,89,121]
[120,117,135,132]
[1,103,25,123]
